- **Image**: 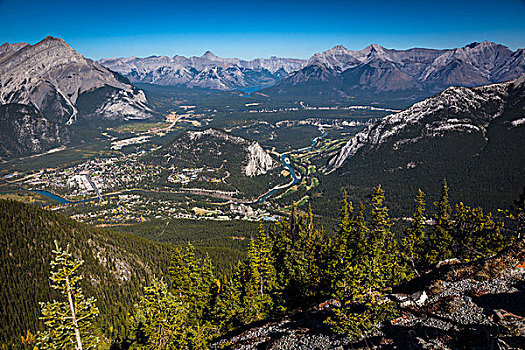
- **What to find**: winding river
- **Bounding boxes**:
[254,128,327,204]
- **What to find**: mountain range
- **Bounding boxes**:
[99,53,306,90]
[263,41,525,100]
[99,42,524,97]
[1,36,524,164]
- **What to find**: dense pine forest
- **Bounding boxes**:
[1,181,523,349]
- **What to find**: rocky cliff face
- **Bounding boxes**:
[0,103,70,160]
[328,75,524,170]
[245,142,276,176]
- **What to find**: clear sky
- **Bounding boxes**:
[0,0,524,60]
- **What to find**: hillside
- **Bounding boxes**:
[310,75,525,216]
[211,238,525,349]
[147,128,279,200]
[0,199,172,347]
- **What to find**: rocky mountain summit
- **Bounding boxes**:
[211,239,525,349]
[0,36,152,124]
[0,36,154,159]
[266,41,525,99]
[99,53,306,91]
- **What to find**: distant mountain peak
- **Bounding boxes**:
[329,45,349,51]
[465,40,497,49]
[368,43,385,50]
[38,36,69,47]
[100,51,307,90]
[202,50,218,59]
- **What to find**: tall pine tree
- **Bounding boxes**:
[37,241,99,350]
[400,189,427,277]
[426,180,453,264]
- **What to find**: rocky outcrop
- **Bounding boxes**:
[0,103,70,160]
[211,239,525,349]
[244,142,276,176]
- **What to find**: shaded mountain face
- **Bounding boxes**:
[0,199,171,346]
[0,103,70,160]
[322,75,525,213]
[0,36,154,159]
[265,41,525,99]
[99,53,306,91]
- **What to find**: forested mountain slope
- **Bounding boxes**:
[0,199,172,347]
[314,75,525,216]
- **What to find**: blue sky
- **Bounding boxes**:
[0,0,524,60]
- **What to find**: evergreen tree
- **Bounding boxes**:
[242,224,276,322]
[302,204,329,301]
[500,186,525,240]
[211,262,244,332]
[366,185,396,289]
[452,203,508,261]
[130,245,217,349]
[400,189,427,277]
[37,241,99,350]
[272,205,309,310]
[426,180,453,264]
[129,279,190,350]
[271,204,328,310]
[167,244,217,348]
[168,244,214,320]
[325,188,397,339]
[328,193,367,301]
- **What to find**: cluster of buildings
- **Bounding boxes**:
[167,167,222,184]
[20,151,162,200]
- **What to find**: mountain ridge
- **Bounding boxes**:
[264,41,525,99]
[99,51,307,91]
[307,74,525,216]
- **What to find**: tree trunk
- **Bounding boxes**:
[66,276,83,350]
